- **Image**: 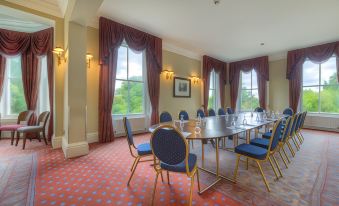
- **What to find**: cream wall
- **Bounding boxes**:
[268,59,289,112]
[160,51,202,119]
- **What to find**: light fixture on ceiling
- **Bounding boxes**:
[260,43,265,46]
[52,46,65,66]
[214,0,220,5]
[86,53,93,68]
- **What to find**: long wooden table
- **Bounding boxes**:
[149,112,286,193]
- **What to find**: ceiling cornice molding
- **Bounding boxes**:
[5,0,66,18]
[163,42,202,61]
[268,52,287,62]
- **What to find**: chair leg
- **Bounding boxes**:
[22,133,27,150]
[166,171,170,184]
[196,169,201,192]
[278,150,288,169]
[188,173,195,206]
[246,157,249,170]
[282,146,291,163]
[42,131,48,145]
[292,135,300,151]
[130,157,138,172]
[286,141,295,157]
[160,171,164,182]
[16,132,20,146]
[272,155,283,178]
[37,132,42,142]
[0,131,2,140]
[233,154,240,182]
[127,156,140,186]
[255,160,270,192]
[296,133,303,144]
[151,172,159,206]
[11,131,15,145]
[268,156,279,180]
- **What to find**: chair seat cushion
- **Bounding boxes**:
[250,138,269,149]
[0,124,23,131]
[262,132,272,139]
[137,143,152,156]
[235,144,267,160]
[17,126,43,133]
[161,153,197,173]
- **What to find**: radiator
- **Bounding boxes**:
[112,116,149,137]
[304,115,339,132]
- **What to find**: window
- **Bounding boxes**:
[239,69,259,111]
[0,56,26,117]
[112,45,145,115]
[302,56,339,114]
[208,70,217,111]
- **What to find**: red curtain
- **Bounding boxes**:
[99,17,162,143]
[229,56,269,110]
[287,41,339,112]
[202,55,227,113]
[0,28,54,139]
[0,55,5,97]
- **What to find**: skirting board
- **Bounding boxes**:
[304,125,339,133]
[62,137,89,158]
[52,132,99,149]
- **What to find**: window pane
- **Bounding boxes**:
[252,89,260,109]
[240,90,252,111]
[128,48,143,81]
[303,60,319,86]
[10,77,26,114]
[252,70,258,89]
[302,86,319,112]
[208,89,215,110]
[321,57,337,85]
[320,85,339,113]
[241,71,251,89]
[209,71,215,89]
[38,56,50,113]
[116,46,127,80]
[112,80,128,114]
[128,82,144,114]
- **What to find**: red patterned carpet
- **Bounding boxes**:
[0,129,338,206]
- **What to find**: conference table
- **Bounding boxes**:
[149,112,287,194]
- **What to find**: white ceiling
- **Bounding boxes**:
[98,0,339,61]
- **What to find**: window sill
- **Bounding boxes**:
[306,113,339,118]
[112,114,146,120]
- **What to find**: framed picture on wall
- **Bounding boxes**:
[173,77,191,98]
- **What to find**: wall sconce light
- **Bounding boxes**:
[191,76,200,84]
[162,69,174,80]
[86,53,93,68]
[52,46,64,66]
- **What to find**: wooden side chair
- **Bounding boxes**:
[16,111,50,149]
[0,110,33,145]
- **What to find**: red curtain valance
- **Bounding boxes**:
[99,17,162,143]
[286,41,339,112]
[229,56,269,110]
[0,28,54,140]
[202,55,227,112]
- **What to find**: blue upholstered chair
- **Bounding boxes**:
[290,113,303,151]
[295,112,307,144]
[160,111,172,123]
[254,107,264,112]
[226,107,234,114]
[283,108,294,116]
[178,110,189,120]
[208,108,216,116]
[234,119,284,192]
[196,109,205,118]
[123,117,153,185]
[218,108,226,115]
[150,125,200,206]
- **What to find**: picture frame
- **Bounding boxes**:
[173,77,191,98]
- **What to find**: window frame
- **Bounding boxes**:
[238,69,259,112]
[208,70,217,111]
[301,56,339,115]
[112,44,146,117]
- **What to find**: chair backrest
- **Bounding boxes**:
[17,110,34,124]
[178,110,189,120]
[196,109,205,118]
[295,113,303,131]
[300,111,307,129]
[289,114,298,137]
[281,116,292,142]
[254,107,264,112]
[151,125,188,172]
[226,107,234,114]
[37,111,50,129]
[218,108,226,116]
[208,108,216,116]
[283,108,294,116]
[160,111,172,123]
[123,117,134,146]
[267,119,283,153]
